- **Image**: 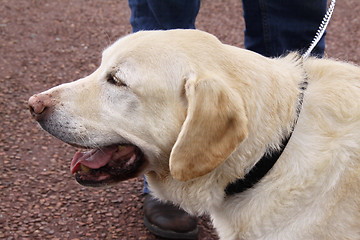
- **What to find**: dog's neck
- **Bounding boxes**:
[225,136,291,195]
[224,54,308,196]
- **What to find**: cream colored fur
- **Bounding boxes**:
[32,30,360,240]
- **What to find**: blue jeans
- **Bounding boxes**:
[128,0,200,32]
[242,0,327,57]
[127,0,327,193]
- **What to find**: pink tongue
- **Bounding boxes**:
[70,146,119,174]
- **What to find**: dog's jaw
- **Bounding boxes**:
[71,144,148,187]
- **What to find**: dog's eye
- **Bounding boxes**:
[106,74,127,87]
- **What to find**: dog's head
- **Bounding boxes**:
[28,30,248,186]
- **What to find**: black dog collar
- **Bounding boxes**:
[225,136,291,196]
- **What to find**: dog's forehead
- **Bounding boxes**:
[102,29,221,63]
[101,33,167,70]
[102,31,175,58]
[99,29,227,90]
[100,31,193,76]
[99,30,209,90]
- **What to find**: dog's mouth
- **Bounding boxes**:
[70,145,147,187]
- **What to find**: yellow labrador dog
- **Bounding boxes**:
[29,30,360,240]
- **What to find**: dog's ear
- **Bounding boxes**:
[169,76,248,181]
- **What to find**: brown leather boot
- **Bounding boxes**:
[143,194,198,239]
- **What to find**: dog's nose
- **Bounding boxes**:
[28,94,52,120]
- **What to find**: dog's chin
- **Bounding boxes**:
[70,144,148,187]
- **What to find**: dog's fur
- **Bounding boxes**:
[29,30,360,240]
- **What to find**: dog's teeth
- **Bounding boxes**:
[118,146,125,151]
[80,164,91,173]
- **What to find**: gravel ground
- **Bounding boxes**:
[0,0,359,239]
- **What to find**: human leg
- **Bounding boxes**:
[128,0,200,32]
[128,1,200,238]
[242,0,327,57]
